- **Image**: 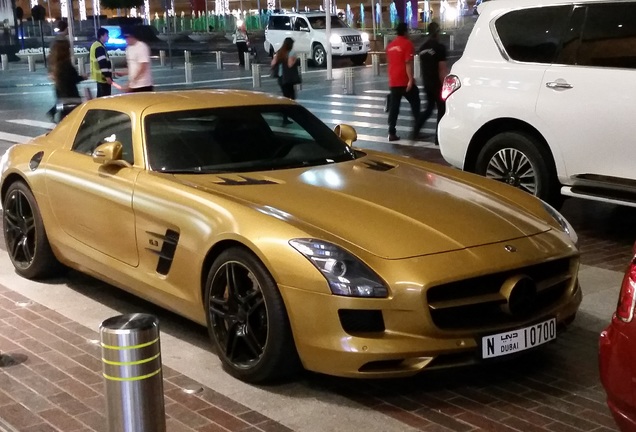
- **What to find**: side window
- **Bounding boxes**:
[495,6,571,63]
[556,6,585,65]
[270,16,291,30]
[576,3,636,69]
[72,110,134,164]
[294,17,309,31]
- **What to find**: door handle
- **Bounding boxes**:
[546,81,573,89]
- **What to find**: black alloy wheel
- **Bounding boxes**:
[205,247,299,383]
[3,181,63,279]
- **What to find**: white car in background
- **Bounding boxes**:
[264,12,371,67]
[439,0,636,207]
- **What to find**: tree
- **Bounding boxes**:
[100,0,144,10]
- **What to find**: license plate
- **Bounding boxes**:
[481,318,556,359]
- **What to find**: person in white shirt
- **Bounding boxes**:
[123,28,154,92]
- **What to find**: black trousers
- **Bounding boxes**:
[96,82,111,97]
[413,85,445,141]
[236,42,248,66]
[387,85,420,136]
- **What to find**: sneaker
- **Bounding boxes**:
[388,134,400,142]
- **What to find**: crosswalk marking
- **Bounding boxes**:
[0,131,32,144]
[6,119,55,129]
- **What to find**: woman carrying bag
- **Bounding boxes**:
[271,37,302,105]
[48,39,86,122]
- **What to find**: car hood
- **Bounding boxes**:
[175,158,551,259]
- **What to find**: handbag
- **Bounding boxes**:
[281,61,302,85]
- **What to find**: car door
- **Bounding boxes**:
[536,3,636,183]
[292,16,311,55]
[45,109,140,266]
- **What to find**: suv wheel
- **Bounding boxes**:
[475,132,560,204]
[312,44,326,67]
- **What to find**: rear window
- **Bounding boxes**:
[495,5,571,63]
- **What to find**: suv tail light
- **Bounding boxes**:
[616,245,636,322]
[441,75,461,101]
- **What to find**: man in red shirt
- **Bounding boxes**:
[385,22,420,142]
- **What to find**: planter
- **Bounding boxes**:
[188,33,215,43]
[157,33,181,42]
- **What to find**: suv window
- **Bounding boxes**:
[576,3,636,69]
[73,110,134,164]
[495,6,571,63]
[307,15,349,29]
[293,17,309,31]
[268,16,291,30]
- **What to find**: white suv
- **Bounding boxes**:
[264,12,371,67]
[439,0,636,207]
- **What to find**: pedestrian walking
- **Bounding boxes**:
[46,20,69,120]
[90,28,114,97]
[234,21,249,67]
[48,39,85,121]
[271,37,300,125]
[122,27,153,92]
[385,22,420,142]
[412,21,448,144]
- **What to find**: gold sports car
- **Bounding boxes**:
[1,90,581,383]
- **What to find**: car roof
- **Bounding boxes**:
[82,90,295,115]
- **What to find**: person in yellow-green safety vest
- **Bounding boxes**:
[90,28,113,97]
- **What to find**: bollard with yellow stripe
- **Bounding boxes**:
[100,313,166,432]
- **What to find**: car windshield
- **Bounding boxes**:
[308,16,349,29]
[144,104,359,173]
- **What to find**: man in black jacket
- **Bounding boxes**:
[411,21,448,144]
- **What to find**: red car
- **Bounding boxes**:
[600,244,636,432]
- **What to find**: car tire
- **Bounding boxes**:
[351,54,367,66]
[3,181,64,279]
[312,43,327,67]
[205,247,301,383]
[475,132,561,205]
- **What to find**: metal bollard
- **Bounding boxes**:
[1,54,8,71]
[449,34,455,51]
[184,50,191,64]
[185,62,193,83]
[384,35,390,49]
[343,67,355,95]
[77,57,86,76]
[371,53,380,76]
[215,51,223,69]
[28,55,36,72]
[244,52,251,70]
[413,54,420,80]
[252,63,261,88]
[100,313,166,432]
[159,50,166,66]
[299,52,307,74]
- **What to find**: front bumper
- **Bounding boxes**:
[281,232,581,378]
[331,42,371,57]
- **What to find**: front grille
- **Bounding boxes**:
[342,35,362,44]
[427,258,574,331]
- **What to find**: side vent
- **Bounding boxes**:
[362,160,396,172]
[146,229,180,275]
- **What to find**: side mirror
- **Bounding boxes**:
[92,141,130,167]
[333,124,357,147]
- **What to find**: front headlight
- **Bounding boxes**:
[330,34,342,44]
[361,32,369,42]
[541,201,578,246]
[289,239,388,298]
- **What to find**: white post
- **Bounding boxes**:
[1,54,8,71]
[28,55,36,72]
[325,0,332,80]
